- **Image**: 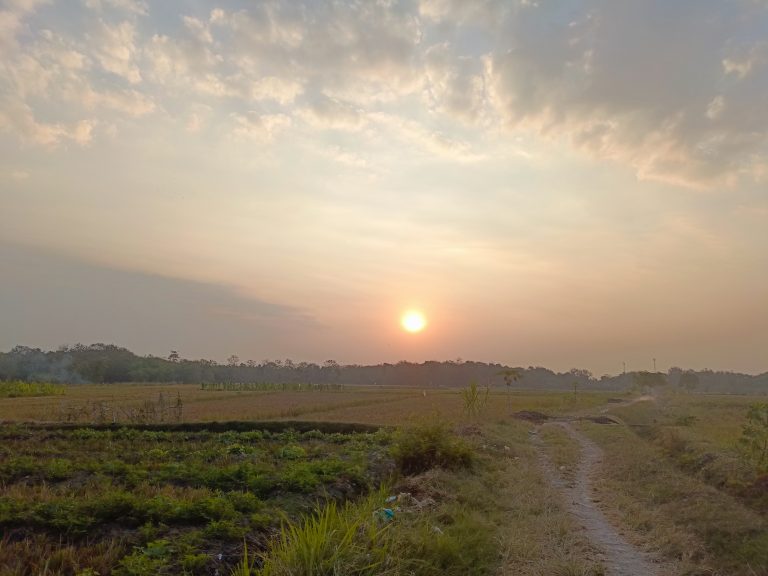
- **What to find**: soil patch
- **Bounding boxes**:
[580,415,620,425]
[513,410,550,423]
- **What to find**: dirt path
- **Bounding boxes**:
[534,422,660,576]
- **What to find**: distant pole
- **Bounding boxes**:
[622,361,626,375]
[653,358,657,371]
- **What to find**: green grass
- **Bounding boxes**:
[390,421,473,475]
[258,490,395,576]
[0,424,391,575]
[0,380,66,398]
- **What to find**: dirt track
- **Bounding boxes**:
[534,422,660,576]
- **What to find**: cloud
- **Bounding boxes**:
[91,20,142,83]
[424,43,488,121]
[230,112,291,141]
[298,94,366,130]
[1,0,767,188]
[370,112,484,161]
[250,76,304,105]
[482,0,768,187]
[0,97,94,147]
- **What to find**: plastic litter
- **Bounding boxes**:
[375,507,395,522]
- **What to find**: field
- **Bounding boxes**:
[0,383,611,425]
[1,383,767,575]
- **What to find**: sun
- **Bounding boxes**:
[401,310,427,333]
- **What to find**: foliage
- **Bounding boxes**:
[461,380,489,418]
[738,403,768,472]
[631,371,668,393]
[231,540,255,576]
[0,424,390,574]
[0,380,65,398]
[391,422,473,476]
[257,492,394,576]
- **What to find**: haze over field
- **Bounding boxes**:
[1,0,767,374]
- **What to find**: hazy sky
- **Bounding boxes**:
[1,0,767,375]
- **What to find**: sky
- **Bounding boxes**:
[1,0,767,375]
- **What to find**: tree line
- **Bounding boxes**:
[0,344,766,394]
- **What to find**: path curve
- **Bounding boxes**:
[534,422,659,576]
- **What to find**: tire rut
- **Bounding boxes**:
[533,422,660,576]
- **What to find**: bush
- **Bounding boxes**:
[391,422,473,476]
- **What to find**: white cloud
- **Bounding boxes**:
[424,43,488,121]
[298,95,366,131]
[706,96,726,120]
[250,76,304,105]
[481,1,768,187]
[80,86,154,116]
[370,112,484,161]
[230,112,292,141]
[0,97,93,147]
[1,0,766,190]
[92,20,142,84]
[182,15,213,45]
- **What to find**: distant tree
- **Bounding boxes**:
[323,360,341,382]
[569,368,592,381]
[678,371,700,392]
[498,368,521,412]
[632,371,667,394]
[227,355,240,367]
[168,350,180,363]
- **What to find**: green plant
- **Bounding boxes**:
[182,552,209,572]
[257,493,393,576]
[278,445,307,460]
[738,403,768,472]
[114,540,172,576]
[204,519,246,540]
[461,381,489,419]
[391,422,473,476]
[230,541,254,576]
[0,380,66,398]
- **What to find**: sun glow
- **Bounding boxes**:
[401,310,427,333]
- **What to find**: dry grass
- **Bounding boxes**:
[489,422,605,576]
[538,424,581,485]
[0,383,612,425]
[580,421,768,575]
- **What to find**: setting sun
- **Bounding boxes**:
[401,310,427,333]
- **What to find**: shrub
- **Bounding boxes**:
[391,422,473,476]
[738,403,768,472]
[203,519,246,540]
[278,445,307,460]
[182,552,209,572]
